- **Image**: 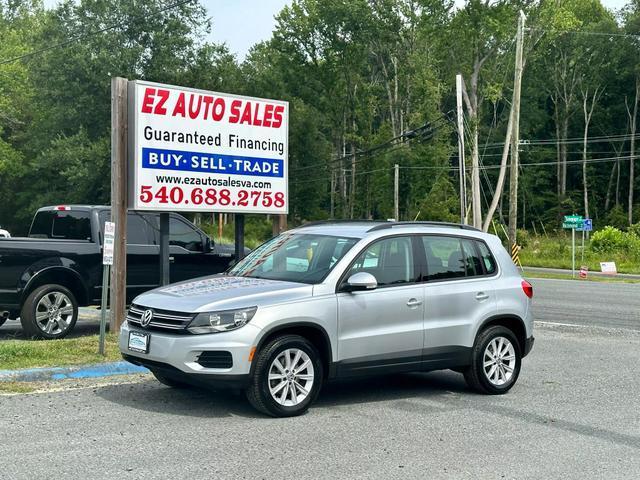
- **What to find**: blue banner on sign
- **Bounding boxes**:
[141,147,284,178]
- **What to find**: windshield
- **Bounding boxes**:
[229,233,359,284]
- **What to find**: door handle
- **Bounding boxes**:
[169,256,175,263]
[475,292,489,301]
[406,298,423,308]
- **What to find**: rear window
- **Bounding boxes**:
[29,211,92,241]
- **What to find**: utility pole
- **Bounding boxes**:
[394,163,399,221]
[109,77,128,333]
[456,74,467,224]
[508,11,526,247]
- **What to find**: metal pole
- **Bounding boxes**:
[159,212,170,286]
[109,77,128,333]
[235,214,245,262]
[98,265,110,355]
[581,229,585,264]
[456,74,467,224]
[394,164,399,221]
[572,227,576,278]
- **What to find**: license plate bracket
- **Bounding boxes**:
[128,331,150,353]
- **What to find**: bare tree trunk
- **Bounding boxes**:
[581,88,600,219]
[561,114,569,198]
[605,161,616,212]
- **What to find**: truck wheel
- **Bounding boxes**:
[464,325,522,395]
[246,335,323,417]
[152,371,191,389]
[20,284,78,339]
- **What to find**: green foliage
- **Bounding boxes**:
[590,226,640,254]
[604,205,628,230]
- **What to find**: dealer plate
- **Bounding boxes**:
[128,331,150,353]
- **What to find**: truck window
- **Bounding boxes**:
[30,211,92,241]
[170,217,203,252]
[98,211,155,245]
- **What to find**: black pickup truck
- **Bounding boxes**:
[0,205,241,339]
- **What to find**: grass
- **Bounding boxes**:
[0,333,121,371]
[519,234,640,274]
[0,382,37,394]
[523,269,640,284]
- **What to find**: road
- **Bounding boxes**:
[1,325,639,479]
[529,278,640,331]
[2,277,639,338]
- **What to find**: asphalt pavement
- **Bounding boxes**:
[1,324,639,479]
[1,278,639,479]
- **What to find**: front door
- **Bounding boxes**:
[336,235,424,375]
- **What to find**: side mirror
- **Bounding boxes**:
[203,236,213,253]
[344,272,377,292]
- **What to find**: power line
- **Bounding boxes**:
[529,28,640,40]
[0,0,197,66]
[289,112,453,174]
[481,133,640,149]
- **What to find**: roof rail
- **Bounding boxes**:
[367,221,480,232]
[300,219,383,228]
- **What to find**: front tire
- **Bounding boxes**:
[246,335,323,417]
[20,284,78,339]
[464,325,522,395]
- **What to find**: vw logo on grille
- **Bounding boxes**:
[141,309,154,327]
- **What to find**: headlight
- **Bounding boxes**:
[187,307,257,334]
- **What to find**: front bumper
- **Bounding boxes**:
[119,320,260,380]
[523,336,535,357]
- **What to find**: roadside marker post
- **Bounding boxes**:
[576,218,592,264]
[99,221,116,355]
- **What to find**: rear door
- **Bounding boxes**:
[336,235,424,375]
[420,235,497,366]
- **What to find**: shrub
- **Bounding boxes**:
[590,226,640,253]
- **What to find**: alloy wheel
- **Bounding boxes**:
[268,348,315,406]
[483,336,516,386]
[35,291,74,335]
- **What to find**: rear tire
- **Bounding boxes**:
[152,371,192,389]
[464,325,522,395]
[246,335,323,417]
[20,284,78,339]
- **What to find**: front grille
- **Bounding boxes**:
[197,351,233,369]
[127,304,194,333]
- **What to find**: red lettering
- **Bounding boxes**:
[188,94,202,119]
[229,99,242,123]
[155,89,169,115]
[172,92,186,117]
[263,104,274,127]
[240,102,252,124]
[202,96,214,119]
[212,98,225,121]
[252,103,263,127]
[141,88,155,113]
[272,105,285,128]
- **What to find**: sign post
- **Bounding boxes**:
[127,80,289,274]
[99,221,115,355]
[562,214,583,278]
[576,218,592,264]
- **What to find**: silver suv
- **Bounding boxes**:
[120,221,534,417]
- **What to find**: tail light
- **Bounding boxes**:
[55,205,71,211]
[521,280,533,299]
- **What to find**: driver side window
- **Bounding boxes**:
[349,236,416,287]
[169,217,203,252]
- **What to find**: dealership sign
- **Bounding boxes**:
[128,80,288,213]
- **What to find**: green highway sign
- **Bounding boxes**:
[562,214,584,229]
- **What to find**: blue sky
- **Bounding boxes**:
[42,0,633,59]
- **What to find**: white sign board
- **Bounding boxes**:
[600,261,617,275]
[128,80,288,214]
[103,222,116,266]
